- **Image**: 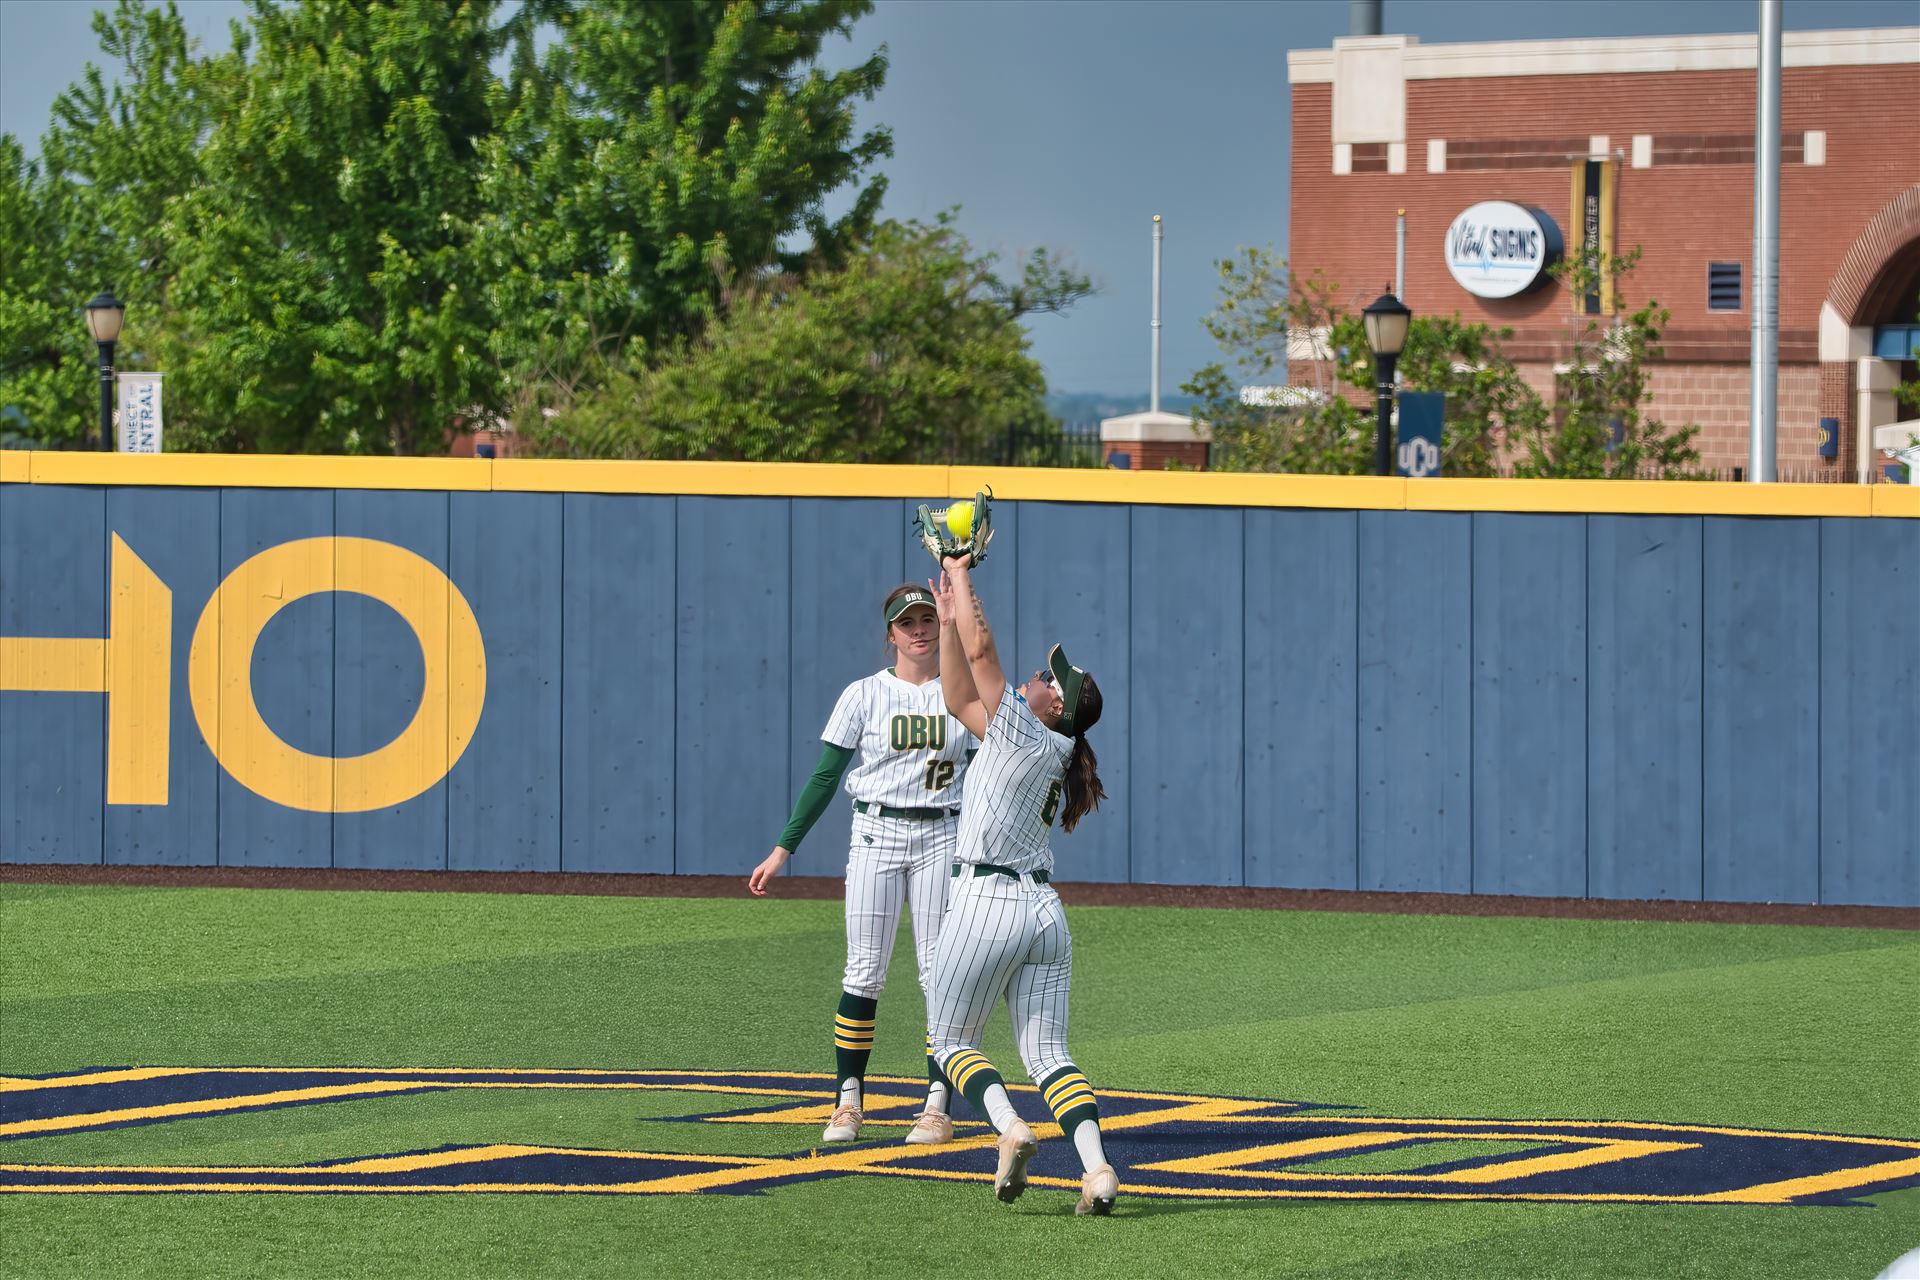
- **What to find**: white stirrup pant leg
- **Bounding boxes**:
[905,817,956,1000]
[842,812,911,998]
[1011,889,1075,1083]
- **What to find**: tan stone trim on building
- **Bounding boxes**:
[1288,28,1920,85]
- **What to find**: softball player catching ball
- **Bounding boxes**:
[925,555,1120,1216]
[748,584,974,1146]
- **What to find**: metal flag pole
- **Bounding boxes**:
[1151,214,1164,414]
[1395,209,1406,299]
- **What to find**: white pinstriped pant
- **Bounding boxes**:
[926,870,1075,1083]
[841,810,955,999]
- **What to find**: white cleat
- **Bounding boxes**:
[993,1120,1038,1203]
[903,1109,954,1145]
[822,1104,863,1142]
[1076,1163,1119,1216]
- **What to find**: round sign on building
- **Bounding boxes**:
[1445,201,1563,299]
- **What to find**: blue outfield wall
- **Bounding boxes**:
[0,460,1915,906]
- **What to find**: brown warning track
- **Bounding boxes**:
[3,862,1914,930]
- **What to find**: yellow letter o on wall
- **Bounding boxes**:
[187,537,487,813]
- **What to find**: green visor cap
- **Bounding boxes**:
[886,588,936,623]
[1047,643,1089,735]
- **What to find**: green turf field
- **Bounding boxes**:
[2,882,1916,1278]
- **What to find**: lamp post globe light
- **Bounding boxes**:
[84,289,126,452]
[1362,291,1411,477]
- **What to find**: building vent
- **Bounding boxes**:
[1707,262,1742,311]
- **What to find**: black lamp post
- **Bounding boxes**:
[1362,291,1411,477]
[84,290,126,452]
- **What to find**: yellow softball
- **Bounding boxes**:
[946,500,974,541]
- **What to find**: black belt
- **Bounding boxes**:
[855,801,960,820]
[953,862,1050,884]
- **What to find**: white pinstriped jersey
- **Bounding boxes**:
[952,687,1071,875]
[822,670,975,810]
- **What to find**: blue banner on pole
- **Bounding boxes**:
[1396,392,1445,477]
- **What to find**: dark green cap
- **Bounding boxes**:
[886,588,936,623]
[1047,644,1089,735]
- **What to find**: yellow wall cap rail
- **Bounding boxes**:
[1404,477,1878,518]
[1,451,1912,517]
[1872,483,1920,518]
[18,452,494,491]
[488,458,952,497]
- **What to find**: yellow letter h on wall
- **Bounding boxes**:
[0,535,171,804]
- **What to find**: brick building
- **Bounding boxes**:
[1286,26,1920,479]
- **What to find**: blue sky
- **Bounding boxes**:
[3,0,1914,396]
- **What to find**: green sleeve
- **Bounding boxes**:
[777,742,856,853]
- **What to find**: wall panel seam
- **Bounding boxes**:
[95,491,108,866]
[214,490,224,866]
[671,496,681,876]
[1699,519,1708,903]
[786,498,794,886]
[1815,517,1823,903]
[556,495,568,872]
[442,492,451,872]
[329,489,338,869]
[1468,514,1477,896]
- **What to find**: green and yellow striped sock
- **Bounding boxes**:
[833,993,877,1105]
[943,1048,1004,1117]
[1040,1065,1099,1138]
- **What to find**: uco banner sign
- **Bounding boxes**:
[1395,391,1446,478]
[1444,202,1562,299]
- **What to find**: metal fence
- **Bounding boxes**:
[1485,463,1912,484]
[986,420,1107,468]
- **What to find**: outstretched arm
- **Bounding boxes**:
[942,555,1005,728]
[748,742,854,896]
[931,569,987,739]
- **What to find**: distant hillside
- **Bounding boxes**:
[1045,391,1203,429]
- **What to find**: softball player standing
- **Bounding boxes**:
[924,556,1119,1216]
[749,585,974,1146]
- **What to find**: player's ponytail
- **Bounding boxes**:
[1060,735,1105,833]
[1059,673,1105,833]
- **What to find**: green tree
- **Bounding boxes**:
[3,0,894,456]
[522,214,1090,463]
[0,1,218,447]
[1325,309,1548,478]
[1179,252,1363,473]
[1507,248,1704,479]
[0,136,79,446]
[1184,247,1540,476]
[478,0,892,417]
[1187,244,1703,479]
[157,0,508,454]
